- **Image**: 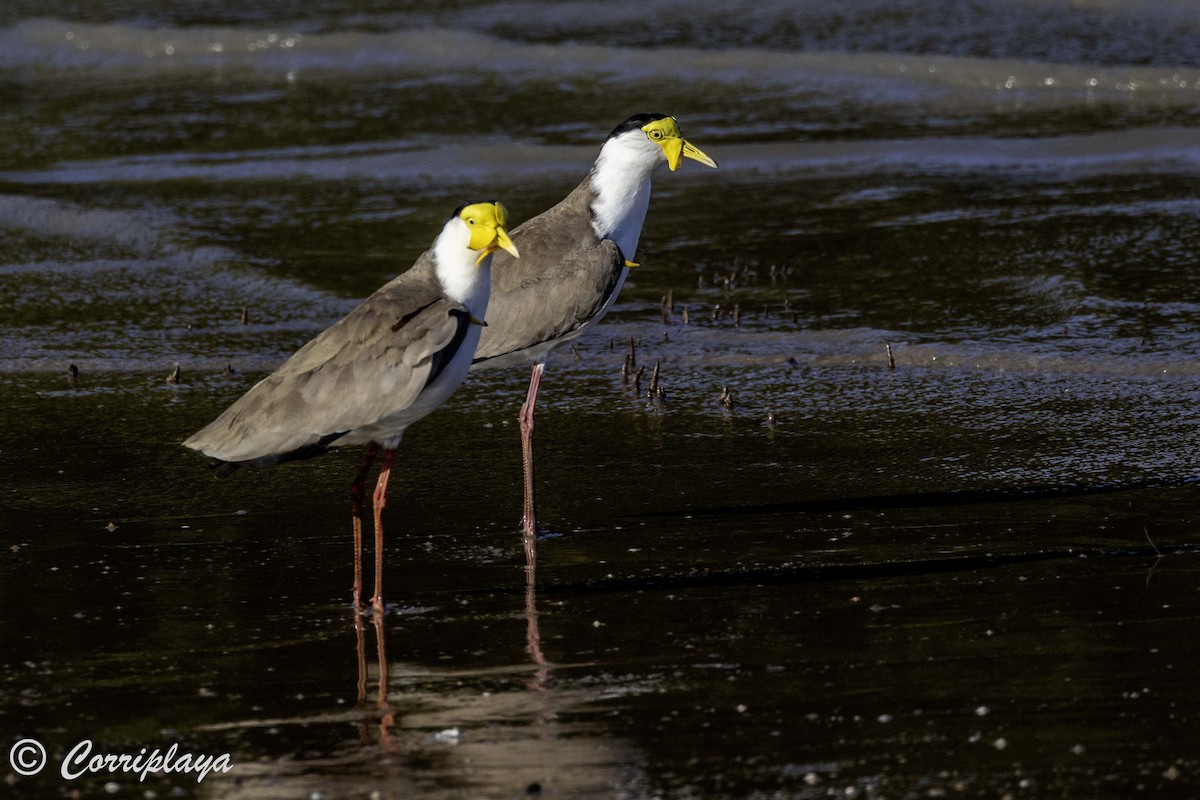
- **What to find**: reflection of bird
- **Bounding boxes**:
[471,113,717,538]
[184,202,519,612]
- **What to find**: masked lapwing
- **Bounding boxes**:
[185,202,519,613]
[470,114,717,539]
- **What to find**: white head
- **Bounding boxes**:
[434,201,519,309]
[589,114,718,255]
[594,113,719,178]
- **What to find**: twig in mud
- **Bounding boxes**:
[1144,527,1162,557]
[1144,527,1164,586]
[886,342,895,370]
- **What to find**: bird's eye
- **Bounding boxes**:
[467,217,476,225]
[648,129,664,140]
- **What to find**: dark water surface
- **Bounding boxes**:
[4,2,1200,798]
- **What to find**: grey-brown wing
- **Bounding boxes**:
[185,255,468,465]
[473,182,624,364]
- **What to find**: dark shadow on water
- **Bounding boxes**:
[642,478,1195,519]
[486,543,1196,599]
[472,478,1200,599]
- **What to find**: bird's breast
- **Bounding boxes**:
[590,179,652,259]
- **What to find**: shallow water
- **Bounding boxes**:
[4,2,1200,798]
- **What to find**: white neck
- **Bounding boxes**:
[433,225,491,317]
[588,136,665,259]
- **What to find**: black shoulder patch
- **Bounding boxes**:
[424,308,472,388]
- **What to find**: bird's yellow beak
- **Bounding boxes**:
[494,225,520,259]
[461,201,521,264]
[642,117,719,172]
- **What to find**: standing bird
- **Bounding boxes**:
[470,113,717,540]
[184,202,519,612]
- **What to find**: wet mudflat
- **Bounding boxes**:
[6,1,1200,798]
[4,348,1200,798]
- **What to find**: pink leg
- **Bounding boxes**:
[519,361,545,538]
[370,448,395,614]
[350,443,380,607]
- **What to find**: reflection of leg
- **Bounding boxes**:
[370,448,395,614]
[354,609,367,706]
[350,444,380,607]
[372,608,394,748]
[523,529,549,675]
[372,607,389,705]
[353,609,369,743]
[519,361,545,538]
[353,607,394,748]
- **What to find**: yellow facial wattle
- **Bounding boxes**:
[640,116,718,171]
[460,201,521,263]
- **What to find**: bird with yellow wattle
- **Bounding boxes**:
[184,201,519,613]
[470,113,717,543]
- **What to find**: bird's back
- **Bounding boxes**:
[185,252,468,468]
[473,177,624,368]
